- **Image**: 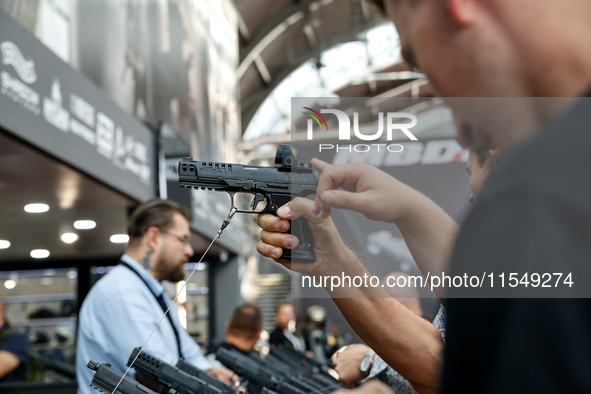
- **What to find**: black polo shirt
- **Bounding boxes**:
[0,324,29,382]
[441,96,591,393]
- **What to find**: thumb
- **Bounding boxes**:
[276,201,292,220]
[320,190,366,212]
[289,198,319,223]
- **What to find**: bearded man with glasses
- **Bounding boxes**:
[76,198,239,394]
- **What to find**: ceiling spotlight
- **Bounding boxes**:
[24,203,49,213]
[30,249,50,259]
[61,233,79,244]
[110,234,129,244]
[0,240,10,249]
[4,280,16,289]
[74,220,96,230]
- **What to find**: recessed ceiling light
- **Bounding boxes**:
[30,249,50,259]
[24,203,49,213]
[74,220,96,230]
[110,234,129,244]
[4,280,16,289]
[0,240,10,249]
[61,233,79,244]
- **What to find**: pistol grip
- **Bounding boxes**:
[269,194,316,263]
[281,217,316,263]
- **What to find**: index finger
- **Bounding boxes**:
[256,213,290,232]
[314,162,364,217]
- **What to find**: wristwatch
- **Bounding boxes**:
[359,349,375,376]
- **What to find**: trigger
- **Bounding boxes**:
[250,193,265,210]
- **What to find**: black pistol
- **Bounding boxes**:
[215,347,305,394]
[178,144,319,262]
[127,348,221,394]
[87,359,174,394]
[176,358,279,394]
[175,357,240,394]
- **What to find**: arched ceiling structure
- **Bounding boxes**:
[232,0,433,143]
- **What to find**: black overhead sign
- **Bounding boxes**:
[0,9,155,202]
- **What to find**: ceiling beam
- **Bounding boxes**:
[228,0,251,41]
[239,0,316,65]
[240,16,383,133]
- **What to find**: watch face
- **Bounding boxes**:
[360,356,371,373]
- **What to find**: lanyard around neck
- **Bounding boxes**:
[119,261,184,360]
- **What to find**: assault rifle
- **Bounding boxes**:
[178,145,319,262]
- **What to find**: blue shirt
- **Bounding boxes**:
[76,254,211,394]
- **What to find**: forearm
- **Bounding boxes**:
[0,351,21,378]
[318,253,443,394]
[333,297,443,394]
[396,190,459,299]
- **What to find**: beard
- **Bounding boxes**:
[154,254,187,283]
[164,265,186,283]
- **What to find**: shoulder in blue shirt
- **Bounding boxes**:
[76,254,211,394]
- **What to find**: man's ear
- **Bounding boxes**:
[256,329,263,340]
[447,0,478,26]
[144,226,160,252]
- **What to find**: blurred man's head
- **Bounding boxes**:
[276,303,295,330]
[371,0,591,150]
[225,304,263,352]
[127,199,194,282]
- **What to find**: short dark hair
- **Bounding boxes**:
[228,304,262,338]
[127,198,189,247]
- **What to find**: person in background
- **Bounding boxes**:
[269,303,304,351]
[208,304,263,359]
[76,199,238,394]
[326,324,345,359]
[302,305,330,364]
[0,295,29,383]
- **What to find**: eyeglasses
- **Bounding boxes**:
[160,230,191,246]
